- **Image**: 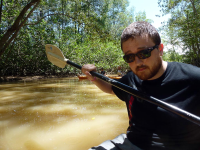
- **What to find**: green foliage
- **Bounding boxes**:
[158,0,200,66]
[135,11,154,23]
[163,50,184,62]
[0,0,153,76]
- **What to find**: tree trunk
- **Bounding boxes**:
[0,0,3,23]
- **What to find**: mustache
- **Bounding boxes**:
[136,65,148,71]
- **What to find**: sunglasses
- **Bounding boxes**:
[123,45,159,63]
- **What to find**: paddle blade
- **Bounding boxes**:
[45,44,68,68]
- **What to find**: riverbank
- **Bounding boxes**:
[0,75,72,82]
[0,71,120,82]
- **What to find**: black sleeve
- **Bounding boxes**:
[112,73,132,102]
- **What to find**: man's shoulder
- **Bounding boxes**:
[168,61,200,72]
[122,71,134,81]
[168,61,200,81]
[125,70,135,77]
[169,61,199,68]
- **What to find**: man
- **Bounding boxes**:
[100,68,106,76]
[81,21,200,150]
[117,66,123,76]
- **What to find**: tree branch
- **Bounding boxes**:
[0,0,41,58]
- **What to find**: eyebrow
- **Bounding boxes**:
[138,46,148,50]
[124,47,148,55]
[124,50,133,55]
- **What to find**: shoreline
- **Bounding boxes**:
[0,72,119,82]
[0,75,75,82]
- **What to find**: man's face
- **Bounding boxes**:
[122,36,163,80]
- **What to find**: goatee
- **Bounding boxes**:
[133,60,162,80]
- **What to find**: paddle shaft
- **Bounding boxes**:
[67,60,200,126]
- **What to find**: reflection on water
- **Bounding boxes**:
[0,77,128,150]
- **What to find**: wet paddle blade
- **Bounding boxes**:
[45,44,68,68]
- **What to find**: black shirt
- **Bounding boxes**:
[112,62,200,150]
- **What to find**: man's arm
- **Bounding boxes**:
[81,64,114,95]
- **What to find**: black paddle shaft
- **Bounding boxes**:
[67,60,200,126]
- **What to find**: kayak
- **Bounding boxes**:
[108,76,122,79]
[77,75,121,80]
[77,75,87,79]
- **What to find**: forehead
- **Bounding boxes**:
[122,36,154,53]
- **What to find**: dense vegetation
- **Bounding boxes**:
[0,0,199,77]
[159,0,200,66]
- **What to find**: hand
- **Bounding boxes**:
[81,64,97,81]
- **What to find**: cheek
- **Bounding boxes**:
[128,63,136,71]
[148,51,160,63]
[149,54,162,68]
[128,62,141,73]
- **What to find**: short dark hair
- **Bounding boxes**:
[121,21,161,50]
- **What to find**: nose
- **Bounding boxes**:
[134,56,143,65]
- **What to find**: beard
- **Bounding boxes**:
[132,58,162,80]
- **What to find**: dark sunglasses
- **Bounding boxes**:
[123,45,159,63]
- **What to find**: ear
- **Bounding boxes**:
[159,43,164,56]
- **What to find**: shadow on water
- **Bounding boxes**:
[0,77,128,150]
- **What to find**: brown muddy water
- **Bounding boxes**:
[0,77,128,150]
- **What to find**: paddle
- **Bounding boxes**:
[45,44,200,126]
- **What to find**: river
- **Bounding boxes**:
[0,77,128,150]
